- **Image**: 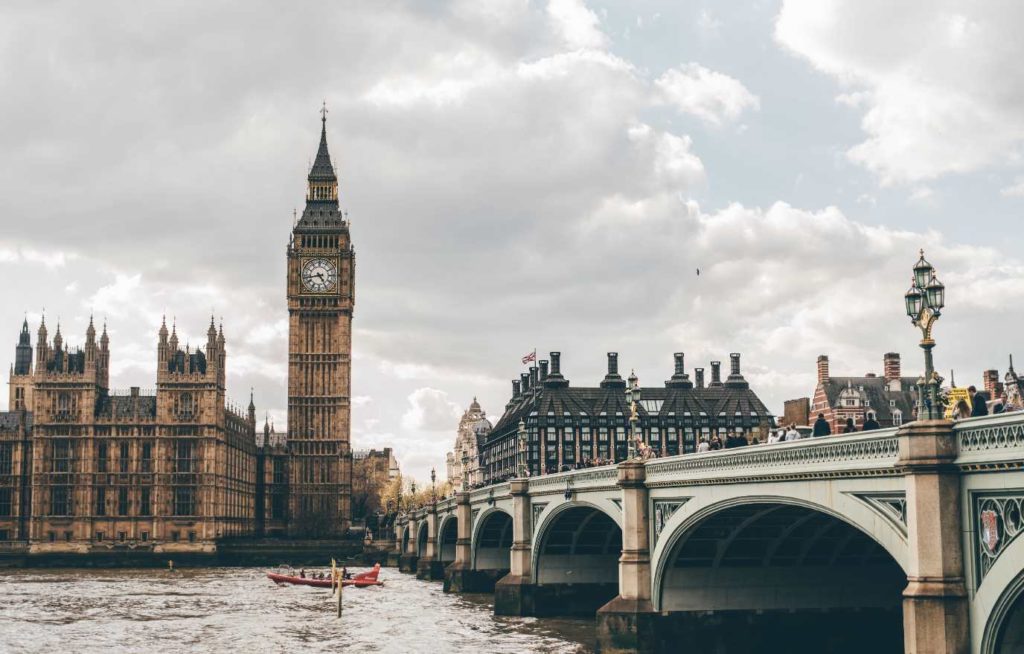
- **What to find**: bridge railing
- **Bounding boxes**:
[527,464,618,494]
[644,428,901,485]
[953,411,1024,469]
[469,481,510,505]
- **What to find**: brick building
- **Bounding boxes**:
[351,448,399,520]
[809,353,918,433]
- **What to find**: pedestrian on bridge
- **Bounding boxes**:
[862,413,881,431]
[970,385,989,417]
[813,413,831,437]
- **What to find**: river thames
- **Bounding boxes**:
[0,567,593,653]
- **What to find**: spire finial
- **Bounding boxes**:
[320,100,328,125]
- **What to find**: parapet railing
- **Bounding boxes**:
[953,411,1024,469]
[470,481,510,505]
[644,428,901,485]
[527,465,618,494]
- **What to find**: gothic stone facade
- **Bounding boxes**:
[480,352,774,483]
[286,113,355,537]
[445,398,491,491]
[1,318,258,553]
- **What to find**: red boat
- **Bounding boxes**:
[267,563,384,588]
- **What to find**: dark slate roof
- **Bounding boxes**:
[96,393,157,420]
[46,348,85,373]
[167,348,206,375]
[308,117,337,183]
[821,376,918,422]
[297,117,346,231]
[486,370,771,446]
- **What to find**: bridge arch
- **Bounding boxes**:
[437,514,458,565]
[977,532,1024,653]
[415,520,429,558]
[530,501,622,616]
[400,524,411,553]
[651,489,910,604]
[652,495,907,649]
[471,507,513,572]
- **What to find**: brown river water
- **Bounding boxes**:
[0,567,594,653]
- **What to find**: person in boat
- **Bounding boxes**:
[300,569,306,578]
[342,566,352,580]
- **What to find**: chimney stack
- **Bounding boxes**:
[725,352,749,389]
[521,372,530,393]
[530,366,538,391]
[710,361,722,387]
[695,367,705,389]
[883,353,901,383]
[544,351,569,388]
[601,352,626,388]
[539,360,549,380]
[666,352,693,388]
[984,369,1002,398]
[817,355,830,384]
[512,379,521,397]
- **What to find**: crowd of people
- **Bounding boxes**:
[457,392,1024,491]
[951,386,1020,419]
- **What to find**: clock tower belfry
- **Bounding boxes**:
[286,107,355,537]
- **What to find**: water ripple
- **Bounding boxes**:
[0,567,593,654]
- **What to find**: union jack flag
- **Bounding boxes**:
[522,350,537,365]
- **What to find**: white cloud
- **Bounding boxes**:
[1001,177,1024,197]
[401,387,462,431]
[547,0,607,50]
[654,63,760,125]
[775,0,1024,185]
[696,10,722,39]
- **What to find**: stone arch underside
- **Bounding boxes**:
[415,520,428,558]
[472,509,512,572]
[401,525,410,553]
[656,502,905,652]
[532,505,622,616]
[438,515,457,564]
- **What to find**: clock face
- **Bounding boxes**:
[301,258,338,293]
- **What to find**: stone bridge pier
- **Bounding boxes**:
[390,414,1024,653]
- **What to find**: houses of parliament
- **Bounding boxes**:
[0,113,355,555]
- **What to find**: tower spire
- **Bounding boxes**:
[305,103,338,205]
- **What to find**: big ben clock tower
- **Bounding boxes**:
[286,106,354,537]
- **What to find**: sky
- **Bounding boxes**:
[2,0,1023,483]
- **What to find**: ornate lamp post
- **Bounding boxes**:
[410,480,417,509]
[904,249,946,421]
[517,418,528,478]
[626,370,642,460]
[430,467,437,502]
[461,451,470,490]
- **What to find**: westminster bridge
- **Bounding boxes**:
[389,414,1024,653]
